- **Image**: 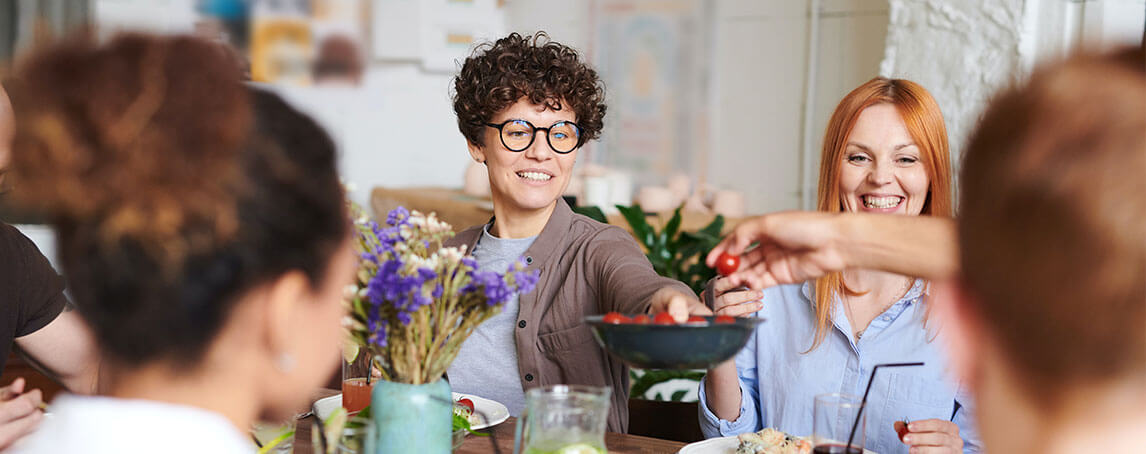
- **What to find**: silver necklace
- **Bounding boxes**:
[848,277,913,340]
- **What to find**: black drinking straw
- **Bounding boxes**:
[844,362,924,450]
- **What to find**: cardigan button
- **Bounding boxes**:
[524,373,534,382]
[525,256,533,265]
[518,320,527,328]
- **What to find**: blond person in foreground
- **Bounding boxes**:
[708,46,1145,453]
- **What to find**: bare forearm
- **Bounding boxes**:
[15,311,100,394]
[704,359,743,421]
[838,214,958,280]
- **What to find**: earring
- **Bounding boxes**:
[275,353,296,373]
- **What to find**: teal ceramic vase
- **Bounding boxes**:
[371,378,452,454]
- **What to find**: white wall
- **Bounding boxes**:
[881,0,1145,166]
[709,0,889,212]
[84,0,892,215]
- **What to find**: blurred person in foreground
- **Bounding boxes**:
[446,32,707,432]
[700,78,979,453]
[707,46,1145,453]
[0,80,98,449]
[7,33,354,453]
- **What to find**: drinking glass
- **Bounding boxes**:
[341,352,374,413]
[252,419,296,454]
[513,385,610,454]
[313,422,376,454]
[812,393,865,454]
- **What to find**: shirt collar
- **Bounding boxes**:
[800,278,927,306]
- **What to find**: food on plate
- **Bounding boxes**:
[653,312,676,325]
[735,428,812,454]
[453,397,482,433]
[599,313,735,325]
[602,312,630,324]
[716,252,741,276]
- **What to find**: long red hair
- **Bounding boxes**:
[809,77,953,351]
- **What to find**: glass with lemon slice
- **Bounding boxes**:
[514,385,611,454]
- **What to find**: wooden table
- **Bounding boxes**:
[454,416,686,454]
[292,390,687,454]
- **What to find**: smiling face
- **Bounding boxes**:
[838,103,931,215]
[468,98,577,218]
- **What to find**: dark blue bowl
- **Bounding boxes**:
[584,315,765,370]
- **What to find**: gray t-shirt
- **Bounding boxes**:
[446,224,536,417]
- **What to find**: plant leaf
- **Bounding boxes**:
[663,206,683,243]
[700,214,726,238]
[616,204,656,248]
[572,205,608,223]
[629,369,705,399]
[671,390,688,402]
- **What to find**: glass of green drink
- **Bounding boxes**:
[514,385,610,454]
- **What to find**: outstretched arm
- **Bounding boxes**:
[706,211,958,288]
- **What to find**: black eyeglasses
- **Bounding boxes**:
[484,119,583,154]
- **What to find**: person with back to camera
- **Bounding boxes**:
[445,31,709,433]
[708,46,1146,453]
[699,78,980,453]
[8,33,355,453]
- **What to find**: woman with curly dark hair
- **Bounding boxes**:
[445,32,708,432]
[7,34,354,453]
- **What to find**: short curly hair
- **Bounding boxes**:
[452,32,606,148]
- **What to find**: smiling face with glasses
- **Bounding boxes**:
[467,99,581,225]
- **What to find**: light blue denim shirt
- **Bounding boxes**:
[698,280,982,454]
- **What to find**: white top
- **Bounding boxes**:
[14,394,255,454]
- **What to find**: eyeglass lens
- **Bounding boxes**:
[501,120,580,153]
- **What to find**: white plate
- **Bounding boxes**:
[312,392,510,431]
[452,392,509,430]
[678,435,876,454]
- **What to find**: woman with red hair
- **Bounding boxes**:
[698,78,979,453]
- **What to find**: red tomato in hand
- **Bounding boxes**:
[602,312,629,324]
[895,420,910,442]
[714,315,736,324]
[632,314,652,324]
[653,312,675,325]
[715,253,740,276]
[457,398,475,413]
[687,315,707,323]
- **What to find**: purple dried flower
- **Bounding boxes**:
[386,207,410,226]
[513,269,540,295]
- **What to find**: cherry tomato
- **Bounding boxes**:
[715,252,740,276]
[714,315,736,324]
[687,315,707,323]
[895,420,910,442]
[632,314,652,324]
[457,398,475,413]
[602,312,629,324]
[653,312,675,325]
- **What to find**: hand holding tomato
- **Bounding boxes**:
[897,419,963,453]
[715,252,740,276]
[708,277,763,318]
